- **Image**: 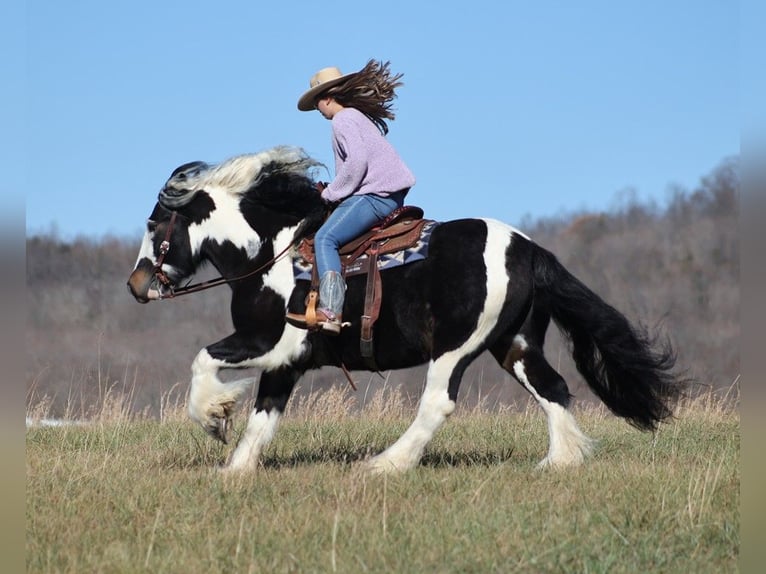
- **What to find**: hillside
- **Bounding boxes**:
[26,158,739,417]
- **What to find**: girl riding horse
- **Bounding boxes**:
[286,59,415,334]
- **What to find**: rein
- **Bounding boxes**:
[151,210,293,300]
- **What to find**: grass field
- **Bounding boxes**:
[26,385,739,573]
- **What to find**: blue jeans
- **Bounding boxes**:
[315,191,406,276]
[314,191,405,314]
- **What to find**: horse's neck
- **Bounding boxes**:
[203,224,298,285]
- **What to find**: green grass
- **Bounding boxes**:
[26,387,739,573]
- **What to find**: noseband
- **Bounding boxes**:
[150,209,293,300]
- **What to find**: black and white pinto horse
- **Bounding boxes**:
[128,146,684,473]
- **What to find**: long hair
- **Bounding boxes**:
[324,59,404,135]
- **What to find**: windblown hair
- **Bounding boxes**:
[324,59,404,135]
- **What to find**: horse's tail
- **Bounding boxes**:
[531,243,686,431]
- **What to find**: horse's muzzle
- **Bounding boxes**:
[127,262,161,303]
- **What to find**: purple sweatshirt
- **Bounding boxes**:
[321,107,416,202]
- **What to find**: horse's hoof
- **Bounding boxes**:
[218,464,242,475]
[536,454,584,470]
[365,456,402,475]
[206,401,239,444]
[208,416,230,444]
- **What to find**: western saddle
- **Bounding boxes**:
[296,205,429,364]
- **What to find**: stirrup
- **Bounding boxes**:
[285,309,348,335]
[285,311,310,329]
[314,308,347,336]
[318,318,343,335]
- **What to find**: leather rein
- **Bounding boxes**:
[151,210,293,300]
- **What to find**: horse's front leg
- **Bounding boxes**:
[188,347,257,443]
[225,367,301,472]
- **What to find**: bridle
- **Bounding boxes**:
[152,210,177,292]
[151,210,293,300]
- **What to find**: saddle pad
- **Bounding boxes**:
[292,220,439,281]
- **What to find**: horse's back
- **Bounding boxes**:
[426,217,533,282]
[408,216,534,330]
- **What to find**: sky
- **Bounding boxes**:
[6,1,742,240]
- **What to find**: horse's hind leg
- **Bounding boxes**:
[366,350,469,473]
[491,308,594,468]
[367,219,516,473]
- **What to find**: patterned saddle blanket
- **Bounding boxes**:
[292,207,438,281]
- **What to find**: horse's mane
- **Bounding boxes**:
[201,146,322,195]
[161,146,328,226]
[239,147,326,219]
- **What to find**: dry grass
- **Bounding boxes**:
[26,384,739,573]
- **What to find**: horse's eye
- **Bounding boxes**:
[147,219,158,233]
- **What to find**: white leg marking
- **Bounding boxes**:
[512,334,529,351]
[512,361,594,467]
[188,349,255,430]
[367,358,457,473]
[367,222,513,473]
[224,409,281,472]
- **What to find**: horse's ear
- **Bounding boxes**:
[169,161,209,180]
[290,204,331,245]
[159,161,210,208]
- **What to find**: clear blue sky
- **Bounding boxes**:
[8,1,740,240]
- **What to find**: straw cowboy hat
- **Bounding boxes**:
[297,66,357,111]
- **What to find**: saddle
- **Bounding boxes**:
[296,205,428,363]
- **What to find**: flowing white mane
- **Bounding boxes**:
[159,145,322,209]
[197,146,320,194]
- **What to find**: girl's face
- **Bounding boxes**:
[316,96,341,120]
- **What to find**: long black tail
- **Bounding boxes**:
[532,244,686,431]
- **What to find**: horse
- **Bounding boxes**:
[127,145,685,473]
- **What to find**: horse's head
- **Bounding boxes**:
[127,161,213,302]
[127,146,325,303]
